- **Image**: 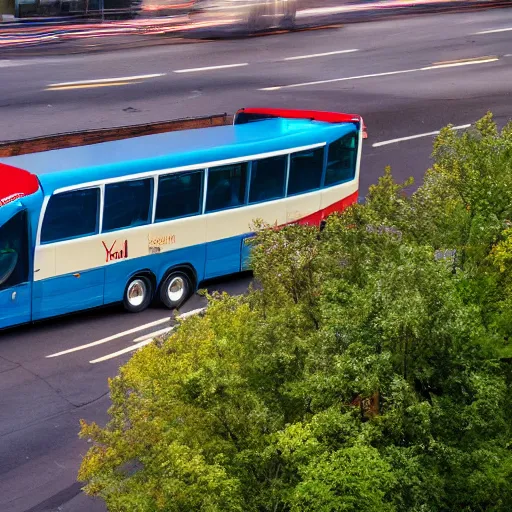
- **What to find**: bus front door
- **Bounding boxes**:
[0,208,31,329]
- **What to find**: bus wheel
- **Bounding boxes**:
[159,271,191,310]
[123,275,153,313]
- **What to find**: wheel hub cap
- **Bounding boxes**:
[168,276,185,302]
[127,279,146,307]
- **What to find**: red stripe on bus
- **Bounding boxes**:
[237,108,361,124]
[295,190,358,226]
[235,108,367,138]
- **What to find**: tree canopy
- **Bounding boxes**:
[78,113,512,511]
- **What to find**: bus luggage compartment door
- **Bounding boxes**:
[32,267,105,321]
[0,283,31,329]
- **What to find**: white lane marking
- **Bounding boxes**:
[0,60,37,68]
[297,5,354,16]
[89,338,154,364]
[0,60,24,68]
[177,307,207,319]
[129,308,206,341]
[0,57,89,68]
[174,63,248,73]
[422,58,498,70]
[475,27,512,35]
[283,49,359,61]
[372,124,471,147]
[260,69,417,91]
[46,317,171,358]
[133,326,175,343]
[95,308,207,361]
[47,73,165,87]
[259,58,499,91]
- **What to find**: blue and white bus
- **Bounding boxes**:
[0,107,364,329]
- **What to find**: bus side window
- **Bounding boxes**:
[324,132,358,187]
[205,163,248,213]
[41,188,100,244]
[155,170,203,222]
[287,147,324,196]
[103,178,152,232]
[249,155,287,204]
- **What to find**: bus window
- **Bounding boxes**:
[155,170,203,222]
[0,210,29,290]
[205,163,248,213]
[287,147,324,196]
[41,188,100,244]
[103,178,152,232]
[324,132,358,187]
[249,155,287,204]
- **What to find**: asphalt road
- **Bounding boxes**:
[0,7,511,511]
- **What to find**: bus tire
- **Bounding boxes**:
[159,271,191,310]
[123,275,153,313]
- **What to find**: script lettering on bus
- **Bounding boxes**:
[0,193,26,207]
[148,234,176,254]
[102,239,128,263]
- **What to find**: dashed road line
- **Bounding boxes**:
[283,49,358,61]
[0,60,28,68]
[372,124,471,147]
[260,68,416,91]
[422,56,498,70]
[474,27,512,35]
[297,5,355,16]
[259,56,499,91]
[48,74,166,87]
[174,63,248,73]
[47,81,144,90]
[45,73,165,90]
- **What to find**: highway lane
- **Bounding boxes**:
[0,7,511,511]
[0,1,506,55]
[0,7,511,141]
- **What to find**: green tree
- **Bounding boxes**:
[78,113,512,511]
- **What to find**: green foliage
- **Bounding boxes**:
[289,445,396,512]
[79,113,512,511]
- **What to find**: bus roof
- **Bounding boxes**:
[0,162,40,208]
[0,118,356,196]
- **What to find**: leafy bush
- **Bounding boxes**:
[78,113,512,512]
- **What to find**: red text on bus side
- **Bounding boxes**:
[102,239,128,263]
[0,193,25,207]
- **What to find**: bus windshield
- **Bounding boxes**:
[0,210,29,289]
